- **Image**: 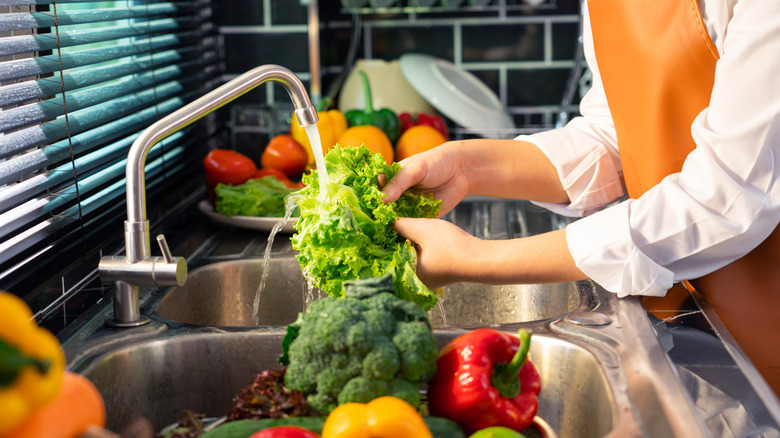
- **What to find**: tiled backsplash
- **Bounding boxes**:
[214,0,584,137]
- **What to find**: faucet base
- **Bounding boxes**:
[105,315,151,328]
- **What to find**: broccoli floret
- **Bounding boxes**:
[338,376,390,405]
[388,379,422,408]
[281,274,438,414]
[361,338,400,380]
[393,321,439,382]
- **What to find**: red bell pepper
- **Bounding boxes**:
[398,112,449,141]
[249,425,320,438]
[427,329,540,435]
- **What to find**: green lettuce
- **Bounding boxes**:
[215,176,299,217]
[290,145,442,311]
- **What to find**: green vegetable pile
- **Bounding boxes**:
[215,176,298,217]
[278,274,438,415]
[290,145,442,311]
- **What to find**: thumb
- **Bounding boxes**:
[393,216,426,241]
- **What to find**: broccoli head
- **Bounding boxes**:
[279,274,437,414]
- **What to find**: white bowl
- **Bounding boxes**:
[399,53,515,137]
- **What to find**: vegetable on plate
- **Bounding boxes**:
[204,149,258,201]
[278,274,438,415]
[321,396,432,438]
[427,329,541,435]
[290,145,441,310]
[344,71,401,144]
[261,134,309,180]
[214,176,300,218]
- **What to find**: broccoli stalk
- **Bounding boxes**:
[279,274,438,414]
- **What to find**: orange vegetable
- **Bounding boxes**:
[395,125,447,162]
[321,396,432,438]
[291,109,348,166]
[5,371,105,438]
[335,126,394,165]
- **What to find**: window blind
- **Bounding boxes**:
[0,1,219,311]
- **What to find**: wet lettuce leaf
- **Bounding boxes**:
[290,145,442,311]
[215,177,299,217]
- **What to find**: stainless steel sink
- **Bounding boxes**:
[69,329,615,437]
[59,198,780,438]
[154,258,582,328]
[155,258,307,327]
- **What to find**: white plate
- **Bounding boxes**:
[198,200,298,234]
[399,53,516,138]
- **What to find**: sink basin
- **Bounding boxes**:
[71,330,616,437]
[154,259,583,328]
[155,258,306,327]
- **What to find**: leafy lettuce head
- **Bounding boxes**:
[290,145,442,311]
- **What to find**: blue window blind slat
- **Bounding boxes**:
[0,127,193,214]
[0,18,194,57]
[0,48,206,107]
[0,144,190,265]
[0,32,197,82]
[0,78,199,158]
[0,3,186,32]
[0,132,191,240]
[0,62,201,132]
[0,93,194,185]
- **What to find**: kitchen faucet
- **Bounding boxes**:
[99,65,319,327]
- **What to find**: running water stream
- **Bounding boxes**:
[251,123,330,324]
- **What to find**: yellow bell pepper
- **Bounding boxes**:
[321,396,433,438]
[0,292,65,435]
[290,109,348,166]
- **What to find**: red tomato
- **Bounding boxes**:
[253,168,306,189]
[253,167,290,181]
[203,149,258,202]
[204,149,258,186]
[261,134,309,180]
[248,425,320,438]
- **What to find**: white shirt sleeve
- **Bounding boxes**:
[521,0,780,297]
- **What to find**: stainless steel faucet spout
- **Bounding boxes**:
[100,65,318,327]
[126,65,318,228]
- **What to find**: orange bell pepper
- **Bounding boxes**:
[320,396,432,438]
[290,109,347,166]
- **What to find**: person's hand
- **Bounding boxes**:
[381,142,470,217]
[394,217,480,289]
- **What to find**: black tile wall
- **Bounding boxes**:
[462,23,544,63]
[213,0,585,134]
[371,26,455,61]
[507,67,574,106]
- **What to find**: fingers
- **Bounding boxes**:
[381,159,426,203]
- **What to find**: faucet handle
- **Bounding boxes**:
[156,234,174,263]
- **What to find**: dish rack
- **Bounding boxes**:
[340,0,557,14]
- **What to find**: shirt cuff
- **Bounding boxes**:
[565,200,675,297]
[516,128,624,217]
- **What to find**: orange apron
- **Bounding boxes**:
[588,0,780,395]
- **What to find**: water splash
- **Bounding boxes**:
[251,201,298,324]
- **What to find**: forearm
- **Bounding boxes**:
[450,139,569,203]
[458,228,586,285]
